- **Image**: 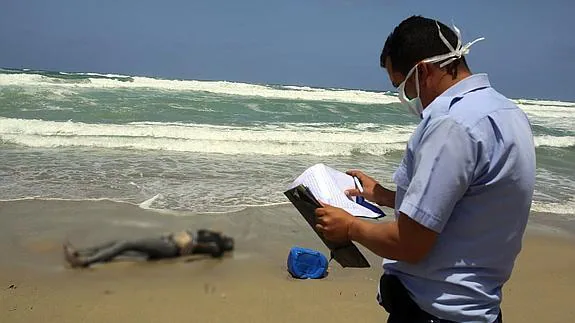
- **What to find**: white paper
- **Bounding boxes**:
[288,163,382,219]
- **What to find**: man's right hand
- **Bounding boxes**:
[345,170,396,208]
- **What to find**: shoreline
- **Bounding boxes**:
[1,199,574,271]
[1,197,573,228]
[1,199,574,322]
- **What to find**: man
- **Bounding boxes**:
[63,229,234,268]
[314,16,535,322]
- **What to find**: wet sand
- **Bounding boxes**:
[1,200,574,322]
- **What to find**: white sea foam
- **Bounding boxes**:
[516,99,575,107]
[0,117,410,156]
[0,73,398,105]
[1,117,572,156]
[0,196,131,204]
[517,103,575,131]
[1,195,572,215]
[534,135,575,148]
[531,199,575,215]
[3,72,574,130]
[59,71,131,78]
[138,193,163,210]
[2,71,574,216]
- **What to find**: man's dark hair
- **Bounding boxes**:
[380,15,469,77]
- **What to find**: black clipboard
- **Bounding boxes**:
[284,184,370,268]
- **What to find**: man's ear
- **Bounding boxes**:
[418,63,433,88]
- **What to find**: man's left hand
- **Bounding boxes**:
[314,203,356,243]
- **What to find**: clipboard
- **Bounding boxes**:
[284,184,370,268]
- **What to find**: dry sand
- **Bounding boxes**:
[1,200,574,322]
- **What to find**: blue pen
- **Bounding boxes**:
[353,176,386,216]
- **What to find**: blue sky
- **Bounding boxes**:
[1,0,574,101]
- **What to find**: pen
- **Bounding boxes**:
[353,176,364,193]
[352,176,386,216]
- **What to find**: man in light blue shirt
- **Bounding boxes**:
[314,16,535,322]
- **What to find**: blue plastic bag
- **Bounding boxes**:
[287,246,328,279]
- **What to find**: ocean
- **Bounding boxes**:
[0,68,573,215]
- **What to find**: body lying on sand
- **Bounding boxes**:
[63,229,234,268]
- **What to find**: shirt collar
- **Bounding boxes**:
[421,73,491,119]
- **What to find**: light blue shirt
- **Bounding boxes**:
[383,74,536,322]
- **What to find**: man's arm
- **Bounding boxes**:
[348,118,476,262]
[317,117,476,263]
[374,183,396,209]
[348,213,437,264]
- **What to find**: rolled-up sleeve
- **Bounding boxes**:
[399,117,477,233]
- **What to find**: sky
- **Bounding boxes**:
[1,0,574,101]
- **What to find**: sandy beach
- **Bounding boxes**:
[1,200,574,322]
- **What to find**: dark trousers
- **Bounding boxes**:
[379,275,503,323]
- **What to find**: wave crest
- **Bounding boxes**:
[0,117,410,156]
[1,117,572,156]
[0,71,397,105]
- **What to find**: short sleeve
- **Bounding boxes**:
[398,117,477,233]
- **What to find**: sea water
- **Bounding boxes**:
[1,68,573,215]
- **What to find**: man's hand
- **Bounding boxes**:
[346,169,396,208]
[314,203,438,263]
[314,203,356,243]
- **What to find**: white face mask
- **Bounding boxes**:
[396,22,485,118]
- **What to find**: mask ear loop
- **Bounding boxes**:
[397,63,417,102]
[399,62,422,101]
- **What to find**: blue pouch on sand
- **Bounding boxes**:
[287,246,328,279]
